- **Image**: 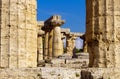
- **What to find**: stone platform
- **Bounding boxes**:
[0,68,41,79]
[0,67,120,79]
[40,67,120,79]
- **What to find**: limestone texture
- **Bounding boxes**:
[86,0,120,67]
[0,0,37,68]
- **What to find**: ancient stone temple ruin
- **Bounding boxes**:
[0,0,120,79]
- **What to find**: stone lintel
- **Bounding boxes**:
[70,32,84,37]
[61,28,70,35]
[37,21,44,28]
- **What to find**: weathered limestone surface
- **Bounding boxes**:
[53,26,63,57]
[43,15,65,58]
[37,21,45,62]
[0,68,41,79]
[40,67,120,79]
[81,68,120,79]
[61,33,66,54]
[44,31,49,59]
[48,29,54,59]
[86,0,120,67]
[66,33,84,56]
[61,28,70,35]
[0,0,37,68]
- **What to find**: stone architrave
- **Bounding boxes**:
[0,0,37,68]
[86,0,120,68]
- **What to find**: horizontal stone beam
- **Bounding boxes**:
[61,28,70,35]
[70,32,84,37]
[37,21,44,27]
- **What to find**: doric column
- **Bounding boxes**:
[61,33,66,54]
[48,29,54,59]
[37,21,44,62]
[86,0,120,68]
[66,34,75,56]
[44,31,49,59]
[53,26,63,57]
[37,30,44,62]
[0,0,37,68]
[42,26,49,60]
[52,16,65,58]
[114,0,120,67]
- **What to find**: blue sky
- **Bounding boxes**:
[37,0,86,33]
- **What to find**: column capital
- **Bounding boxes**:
[45,15,65,28]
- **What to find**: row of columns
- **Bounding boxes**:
[37,20,85,62]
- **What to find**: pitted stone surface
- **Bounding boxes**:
[86,0,120,67]
[0,0,37,68]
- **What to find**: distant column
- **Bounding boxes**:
[48,29,54,59]
[66,34,73,56]
[37,30,44,62]
[44,30,49,59]
[61,33,66,54]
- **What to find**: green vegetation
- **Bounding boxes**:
[75,49,83,53]
[75,73,80,77]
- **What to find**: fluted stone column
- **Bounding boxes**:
[37,30,44,62]
[43,31,49,59]
[48,29,54,59]
[66,34,76,56]
[61,33,66,54]
[86,0,120,68]
[37,21,44,62]
[53,26,63,57]
[0,0,37,68]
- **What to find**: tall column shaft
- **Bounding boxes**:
[37,35,43,62]
[114,0,120,67]
[66,36,73,56]
[43,32,49,59]
[86,0,120,68]
[0,0,37,68]
[48,29,53,59]
[53,26,63,57]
